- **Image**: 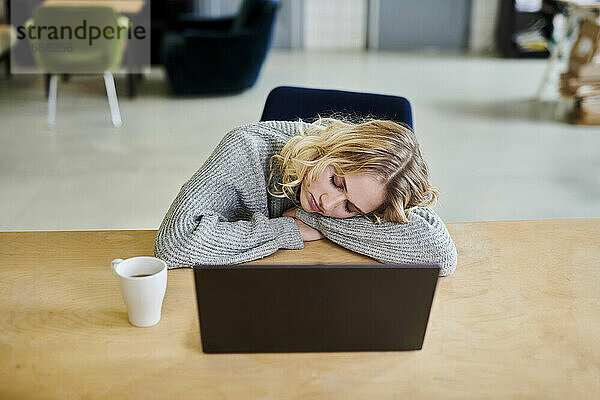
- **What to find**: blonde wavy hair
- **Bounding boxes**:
[268,116,439,224]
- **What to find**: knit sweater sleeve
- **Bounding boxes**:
[154,123,305,269]
[294,207,458,276]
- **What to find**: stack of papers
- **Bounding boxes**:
[560,19,600,125]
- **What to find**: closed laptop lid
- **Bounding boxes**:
[193,264,440,353]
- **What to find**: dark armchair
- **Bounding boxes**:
[161,0,280,95]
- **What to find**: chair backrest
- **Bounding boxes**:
[232,0,278,32]
[29,5,127,73]
[260,86,414,130]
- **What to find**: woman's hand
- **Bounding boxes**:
[283,207,325,242]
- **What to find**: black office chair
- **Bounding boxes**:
[260,86,414,129]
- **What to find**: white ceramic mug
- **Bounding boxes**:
[111,256,167,327]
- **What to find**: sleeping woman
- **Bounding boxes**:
[154,117,457,276]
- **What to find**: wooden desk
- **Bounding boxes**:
[0,219,599,399]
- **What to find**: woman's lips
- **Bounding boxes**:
[310,193,324,213]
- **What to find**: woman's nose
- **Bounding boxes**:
[321,192,345,213]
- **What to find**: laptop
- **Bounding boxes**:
[193,263,440,353]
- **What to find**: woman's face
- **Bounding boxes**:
[299,165,386,218]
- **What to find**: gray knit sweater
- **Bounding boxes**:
[154,120,457,276]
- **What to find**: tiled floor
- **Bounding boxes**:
[0,49,599,230]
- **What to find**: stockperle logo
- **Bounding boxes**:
[16,18,147,46]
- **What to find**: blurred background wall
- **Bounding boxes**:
[194,0,502,51]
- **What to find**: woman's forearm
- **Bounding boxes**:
[154,208,304,268]
[294,207,457,276]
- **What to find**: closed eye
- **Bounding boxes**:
[330,175,343,190]
[330,175,356,214]
[344,201,354,214]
